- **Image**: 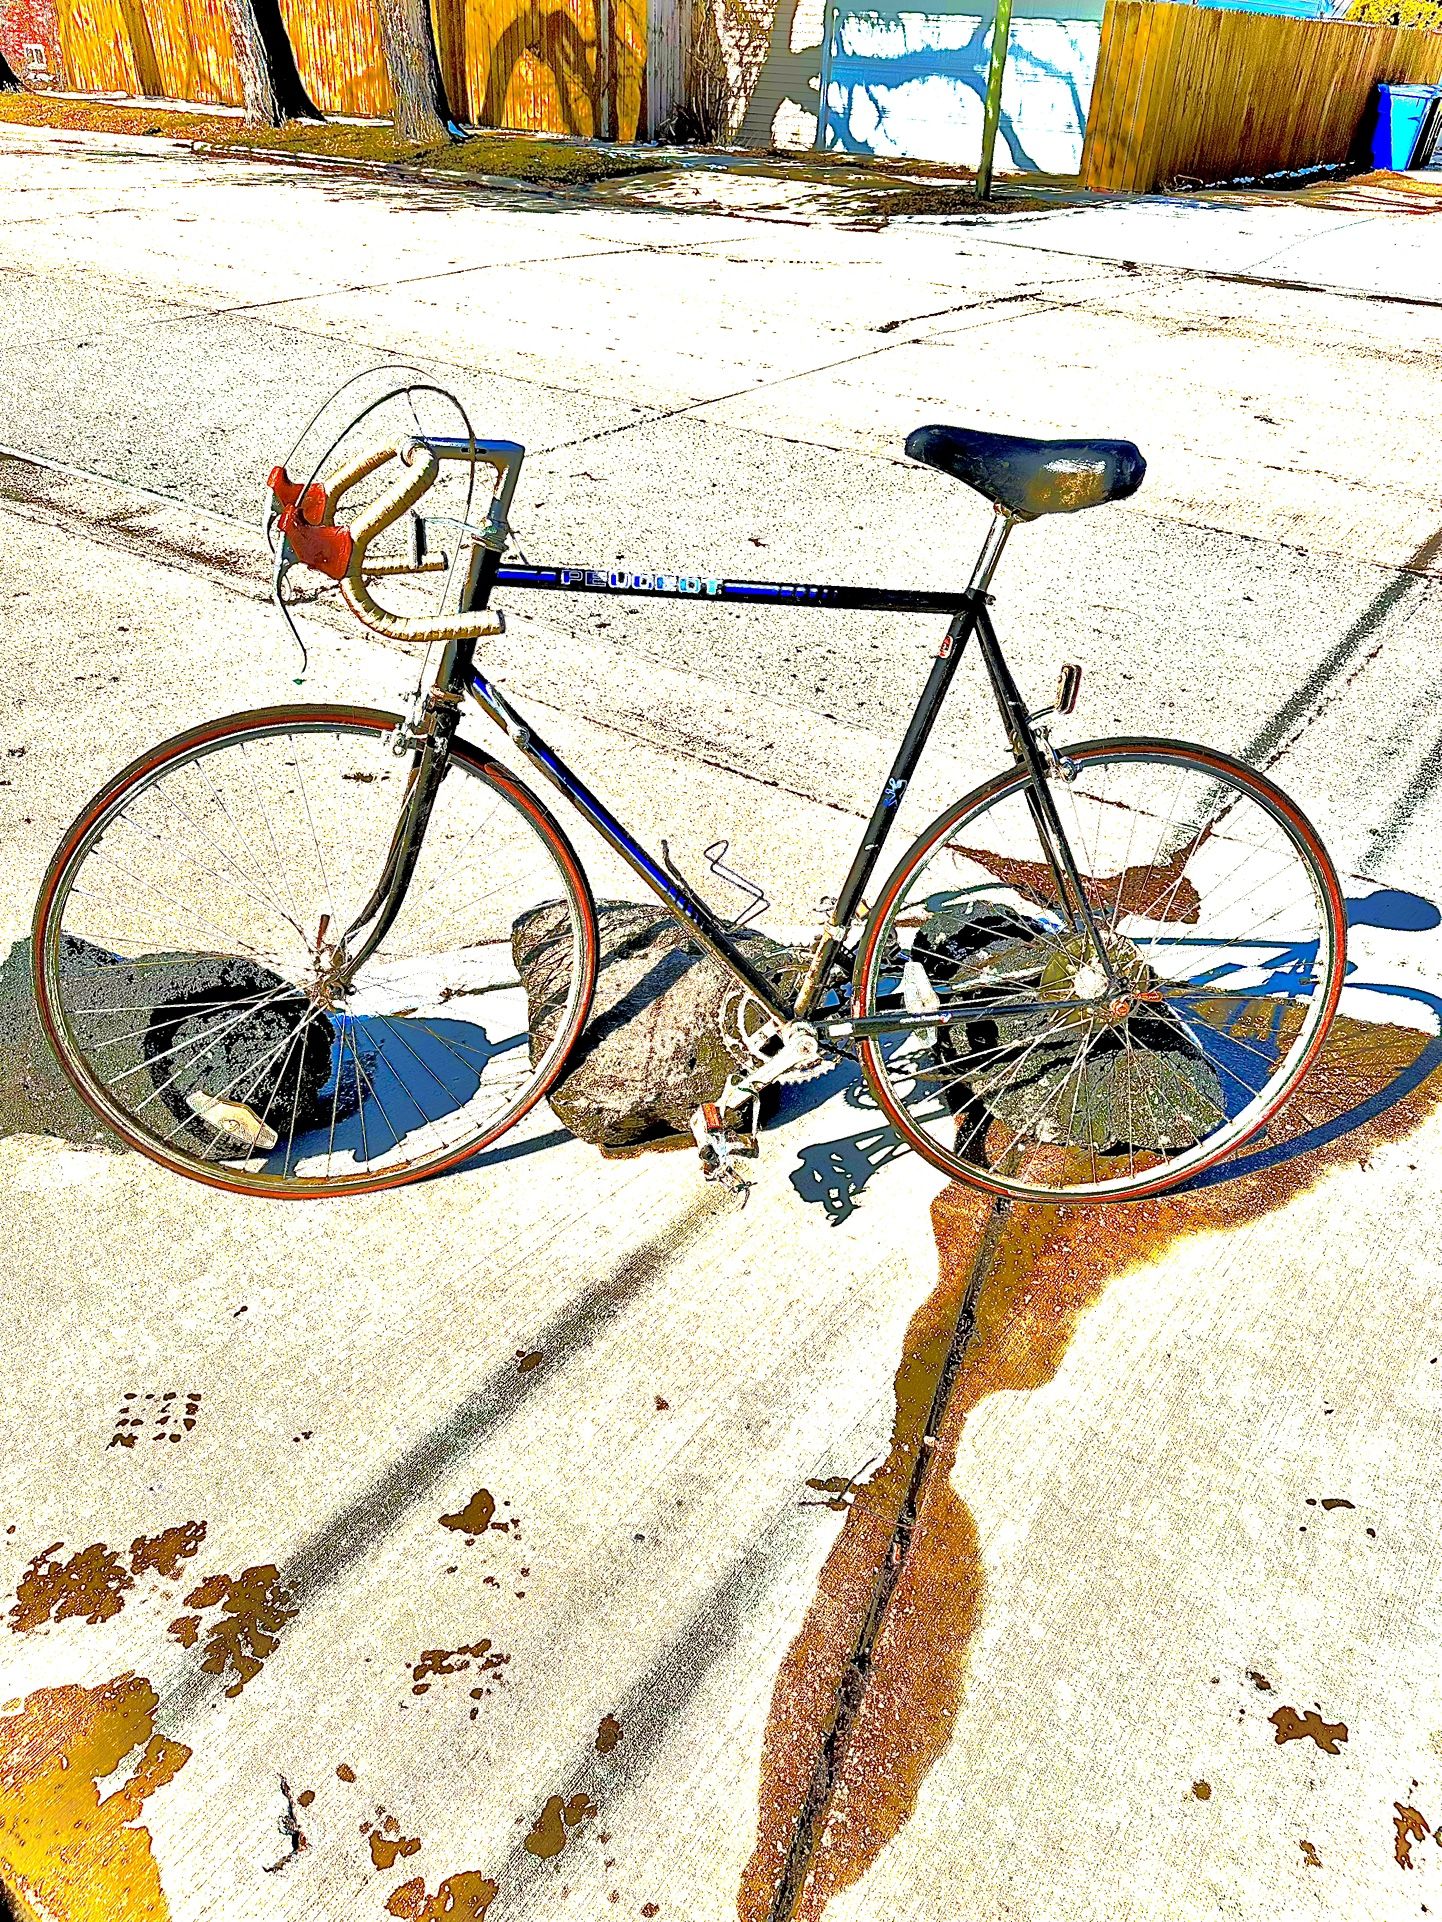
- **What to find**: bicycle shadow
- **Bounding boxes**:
[260,1013,536,1176]
[787,887,1442,1225]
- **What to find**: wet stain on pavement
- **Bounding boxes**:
[1270,1706,1348,1754]
[0,1672,190,1919]
[10,1541,135,1629]
[128,1523,207,1581]
[338,1763,358,1782]
[9,1522,206,1631]
[1191,1780,1212,1800]
[385,1871,500,1919]
[524,1792,597,1858]
[1395,1802,1432,1867]
[363,1811,423,1871]
[596,1714,623,1754]
[741,1013,1442,1920]
[955,843,1202,924]
[410,1639,510,1714]
[440,1490,498,1537]
[109,1392,203,1449]
[170,1564,297,1697]
[1300,1839,1322,1867]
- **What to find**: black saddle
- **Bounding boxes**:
[906,424,1145,520]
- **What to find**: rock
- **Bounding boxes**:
[513,900,788,1150]
[1,935,335,1156]
[914,903,1226,1155]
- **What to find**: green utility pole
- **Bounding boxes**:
[975,0,1015,200]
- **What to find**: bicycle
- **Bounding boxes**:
[31,412,1346,1205]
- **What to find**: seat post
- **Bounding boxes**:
[968,505,1016,597]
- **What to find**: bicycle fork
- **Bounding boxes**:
[323,681,464,999]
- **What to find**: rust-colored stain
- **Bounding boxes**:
[174,1565,296,1698]
[10,1524,207,1633]
[0,1672,190,1920]
[337,1762,358,1781]
[439,1491,498,1537]
[385,1871,499,1919]
[1246,1670,1273,1692]
[10,1541,134,1629]
[409,1639,510,1716]
[1315,1498,1355,1511]
[298,1788,316,1808]
[516,1350,544,1373]
[954,842,1200,924]
[1270,1707,1348,1754]
[1300,1839,1322,1867]
[128,1523,206,1581]
[642,1906,660,1917]
[167,1615,199,1647]
[524,1792,596,1859]
[1191,1780,1211,1800]
[596,1714,623,1754]
[364,1813,423,1871]
[109,1392,203,1450]
[739,1013,1441,1920]
[1395,1803,1431,1867]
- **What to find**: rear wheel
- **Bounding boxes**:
[33,706,598,1197]
[853,738,1345,1202]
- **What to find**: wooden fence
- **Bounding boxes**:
[52,0,647,136]
[1081,0,1442,193]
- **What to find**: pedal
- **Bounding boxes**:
[690,1101,758,1202]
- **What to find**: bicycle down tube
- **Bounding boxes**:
[354,493,1121,1035]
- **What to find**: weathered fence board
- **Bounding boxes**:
[279,0,390,114]
[58,0,239,99]
[50,0,645,135]
[1081,0,1442,191]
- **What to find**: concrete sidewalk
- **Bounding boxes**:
[2,126,1442,1922]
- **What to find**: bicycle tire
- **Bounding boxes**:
[32,705,599,1198]
[853,737,1345,1202]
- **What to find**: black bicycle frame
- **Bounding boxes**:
[417,537,1121,1034]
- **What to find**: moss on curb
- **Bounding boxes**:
[0,91,669,184]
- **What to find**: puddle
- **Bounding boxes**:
[168,1564,296,1698]
[0,1672,189,1920]
[9,1522,206,1631]
[742,1011,1442,1919]
[385,1871,500,1919]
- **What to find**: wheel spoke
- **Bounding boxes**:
[860,745,1339,1200]
[39,713,594,1195]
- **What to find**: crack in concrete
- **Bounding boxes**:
[1240,521,1442,778]
[966,231,1442,315]
[156,233,732,325]
[541,290,1063,458]
[764,1197,1008,1922]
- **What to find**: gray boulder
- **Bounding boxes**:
[513,900,788,1150]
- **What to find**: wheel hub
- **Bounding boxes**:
[1039,931,1155,1027]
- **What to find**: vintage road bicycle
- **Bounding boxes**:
[33,417,1346,1204]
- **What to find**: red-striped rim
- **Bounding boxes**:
[853,740,1347,1203]
[32,707,599,1200]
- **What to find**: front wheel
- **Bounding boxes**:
[853,739,1345,1202]
[33,706,599,1198]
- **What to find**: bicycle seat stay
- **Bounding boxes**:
[906,424,1146,520]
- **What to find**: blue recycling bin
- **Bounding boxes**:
[1370,83,1442,171]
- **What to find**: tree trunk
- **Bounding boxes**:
[222,0,321,125]
[375,0,456,145]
